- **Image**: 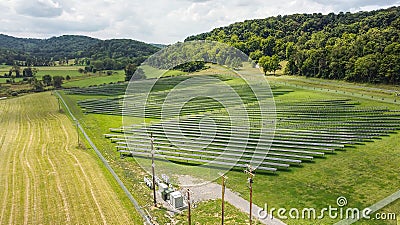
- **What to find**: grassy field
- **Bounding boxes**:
[140,64,187,79]
[174,200,263,225]
[63,71,125,88]
[0,92,142,224]
[0,67,126,97]
[267,75,400,103]
[0,66,84,81]
[0,65,11,76]
[35,66,84,79]
[0,78,23,83]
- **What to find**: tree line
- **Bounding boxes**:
[145,41,246,71]
[186,6,400,84]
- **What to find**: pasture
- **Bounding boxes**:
[35,66,84,79]
[62,71,125,88]
[0,92,142,224]
[61,67,400,224]
[0,66,84,82]
[0,65,125,88]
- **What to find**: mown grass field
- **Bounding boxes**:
[0,65,125,87]
[0,66,84,81]
[35,66,84,79]
[63,71,125,88]
[0,92,142,224]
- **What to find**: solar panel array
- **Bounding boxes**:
[67,75,400,172]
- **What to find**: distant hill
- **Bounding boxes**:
[150,43,167,49]
[87,39,160,59]
[186,6,400,84]
[0,34,160,67]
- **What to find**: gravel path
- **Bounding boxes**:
[177,175,286,225]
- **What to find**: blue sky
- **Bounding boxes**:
[1,0,399,44]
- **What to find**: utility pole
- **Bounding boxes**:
[187,188,191,225]
[221,175,227,225]
[57,97,61,112]
[151,132,157,207]
[245,165,255,225]
[75,119,80,146]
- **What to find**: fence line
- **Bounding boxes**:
[55,91,153,225]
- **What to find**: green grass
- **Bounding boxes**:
[0,65,11,75]
[140,65,167,78]
[0,78,24,83]
[0,66,84,80]
[0,65,124,87]
[174,200,263,224]
[163,69,187,77]
[140,64,186,79]
[35,66,84,79]
[268,75,400,105]
[63,71,125,88]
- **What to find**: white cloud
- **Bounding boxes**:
[14,0,63,18]
[0,0,399,43]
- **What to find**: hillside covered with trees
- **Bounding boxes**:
[186,6,400,84]
[0,34,160,70]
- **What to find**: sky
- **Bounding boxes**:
[0,0,399,44]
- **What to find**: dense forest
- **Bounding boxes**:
[0,34,160,70]
[186,6,400,84]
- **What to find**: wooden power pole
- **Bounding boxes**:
[57,97,61,112]
[187,189,192,225]
[245,165,255,225]
[221,175,227,225]
[150,132,156,207]
[75,119,80,146]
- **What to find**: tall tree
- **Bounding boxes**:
[259,55,281,75]
[124,63,137,81]
[42,75,52,86]
[52,76,64,88]
[32,78,44,92]
[23,67,37,77]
